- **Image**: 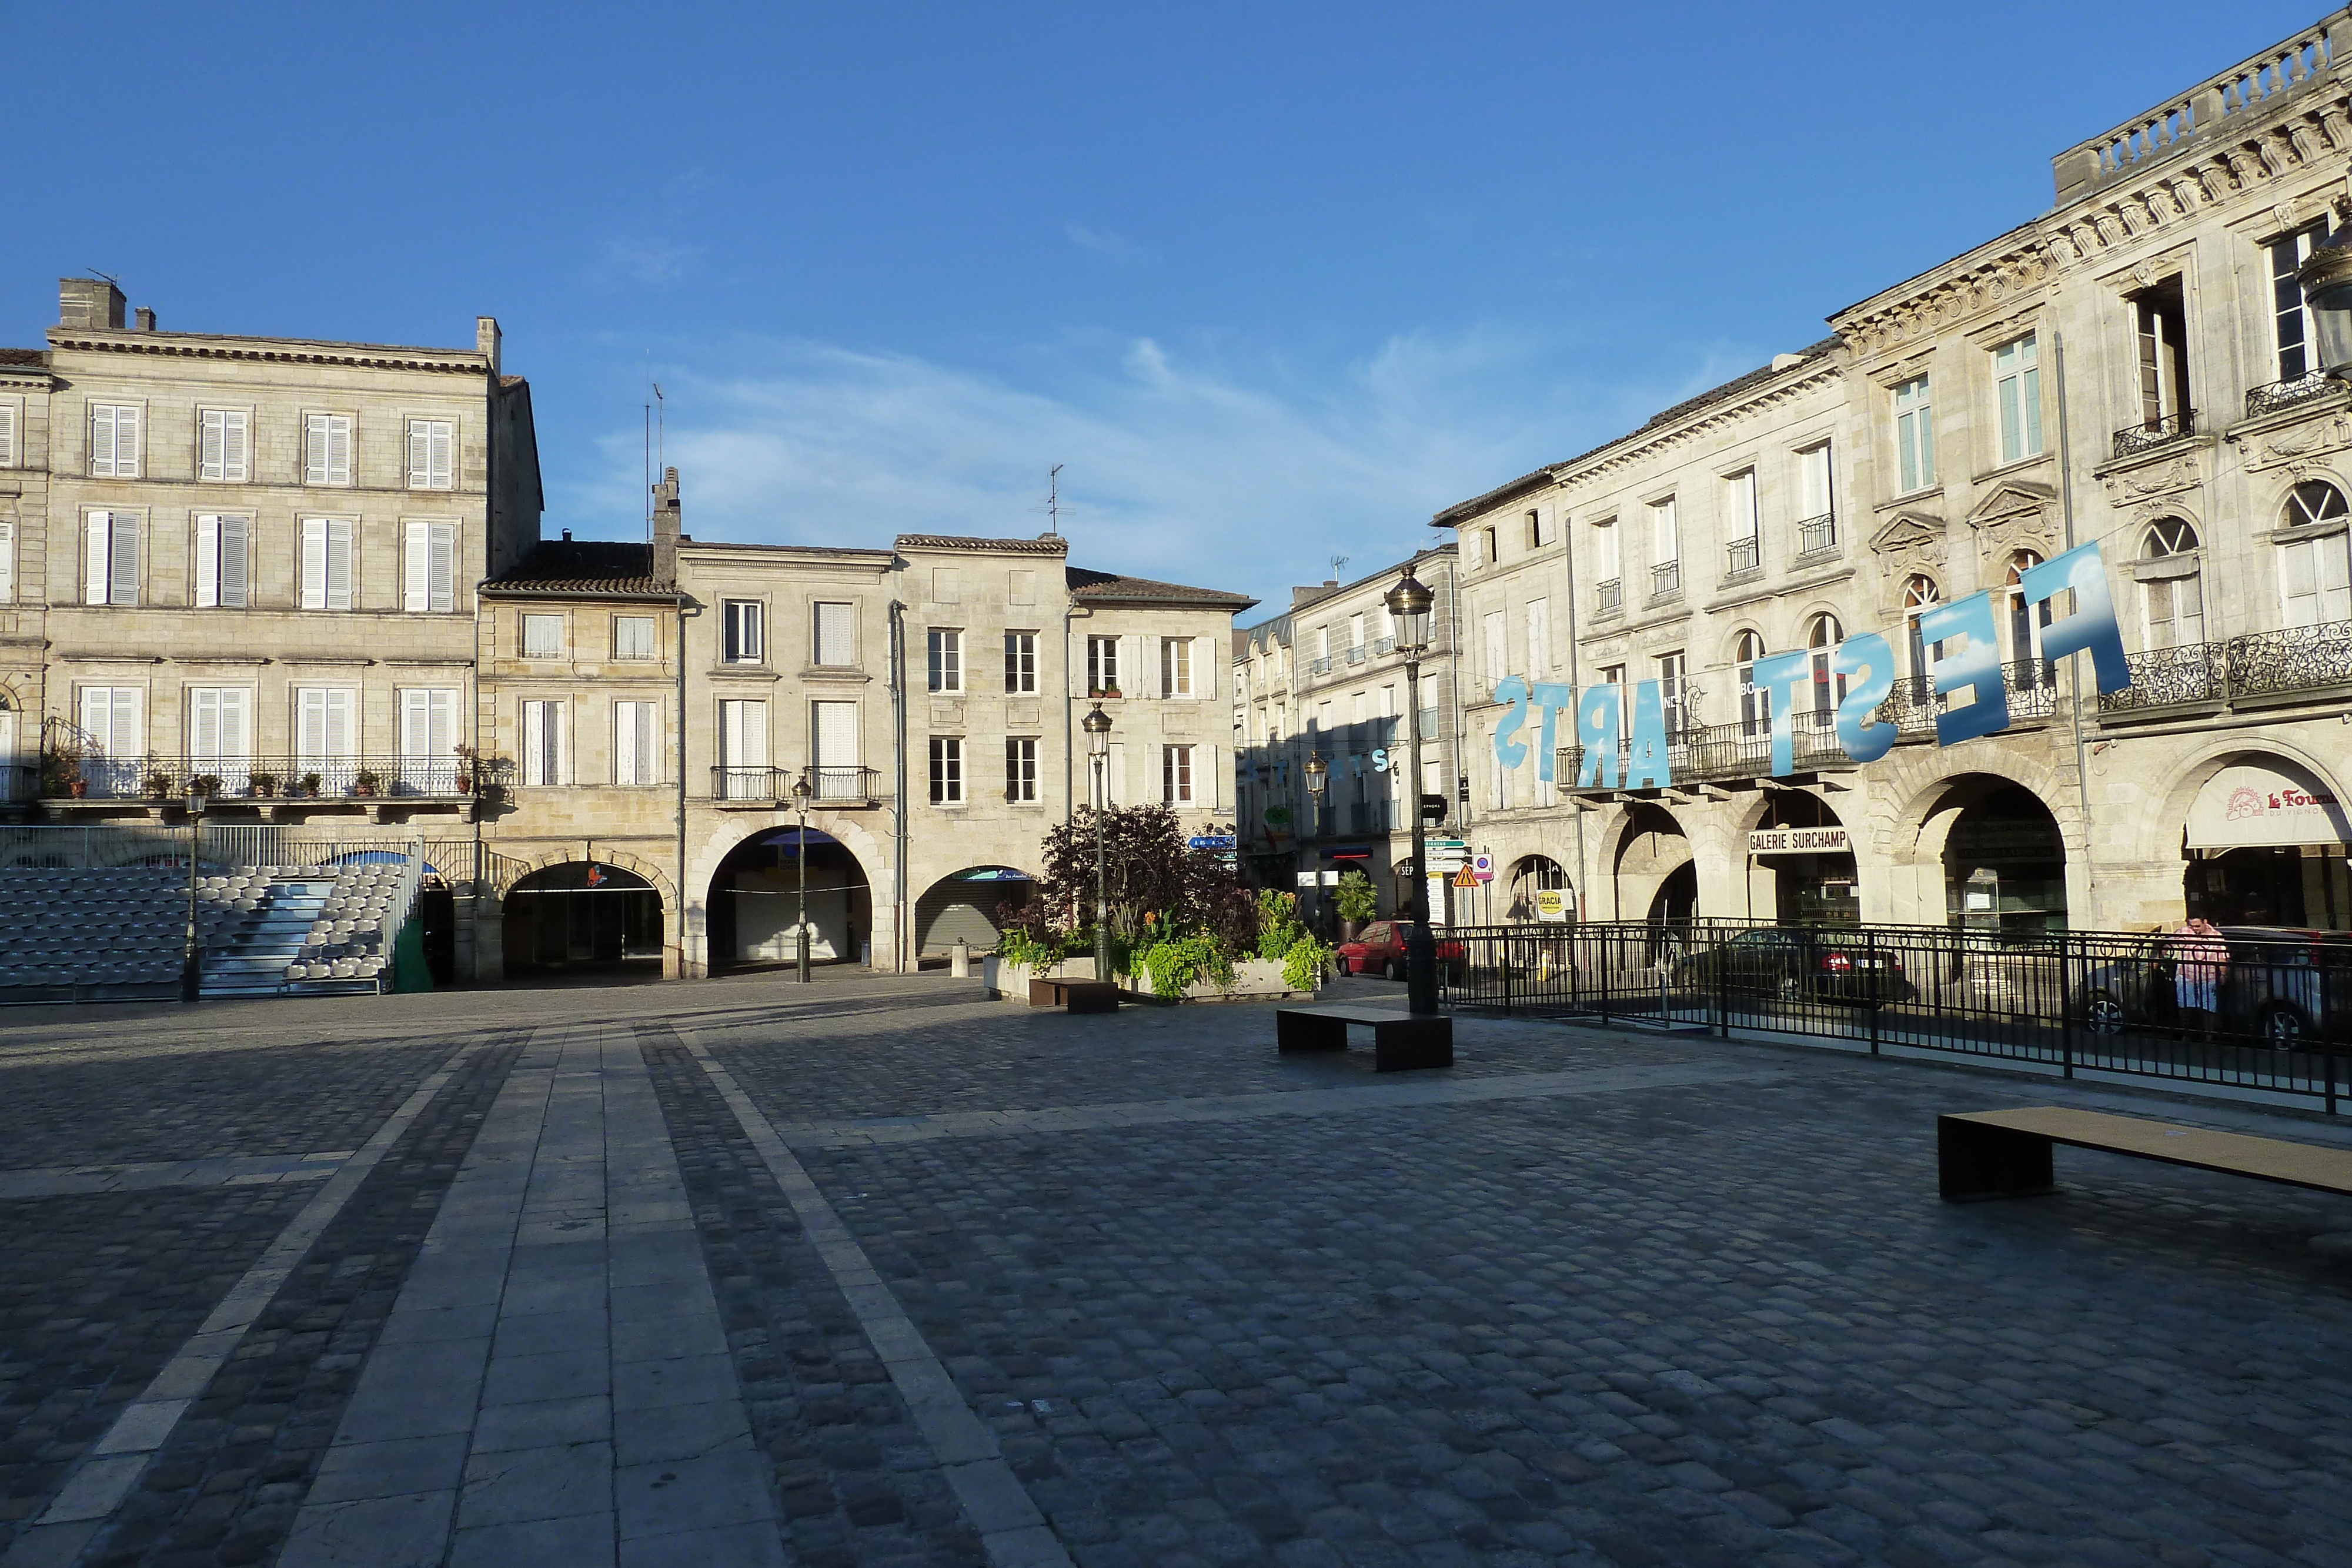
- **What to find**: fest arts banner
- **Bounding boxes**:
[1491,540,2132,788]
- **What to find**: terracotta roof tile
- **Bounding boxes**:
[895,534,1070,554]
[1067,566,1256,611]
[483,539,670,597]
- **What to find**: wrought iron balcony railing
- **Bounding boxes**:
[712,765,880,804]
[1724,537,1760,576]
[37,754,512,803]
[1553,708,1849,792]
[1595,577,1623,613]
[2247,371,2340,420]
[2113,409,2196,459]
[1309,656,1333,674]
[1372,635,1396,656]
[1795,512,1838,561]
[1345,644,1368,666]
[1650,560,1682,599]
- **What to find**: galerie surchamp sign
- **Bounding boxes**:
[1490,540,2133,787]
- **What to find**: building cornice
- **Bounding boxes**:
[44,329,492,376]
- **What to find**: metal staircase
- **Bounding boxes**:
[198,879,336,997]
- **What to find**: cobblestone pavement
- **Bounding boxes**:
[0,971,2349,1566]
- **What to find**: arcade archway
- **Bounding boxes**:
[1748,792,1857,927]
[503,861,664,975]
[1612,803,1693,923]
[2180,753,2352,929]
[1924,777,2067,932]
[914,867,1035,955]
[708,827,874,970]
[1505,855,1570,923]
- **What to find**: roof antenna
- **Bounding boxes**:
[643,356,653,547]
[653,383,666,485]
[1330,554,1349,582]
[86,269,120,287]
[1044,463,1063,537]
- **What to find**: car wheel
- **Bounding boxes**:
[2083,992,2127,1036]
[1382,958,1399,981]
[2261,1004,2307,1051]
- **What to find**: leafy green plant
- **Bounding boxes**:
[1281,934,1328,993]
[1334,870,1378,923]
[1138,931,1235,998]
[1253,888,1305,961]
[996,926,1063,972]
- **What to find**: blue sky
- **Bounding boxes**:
[2,2,2320,613]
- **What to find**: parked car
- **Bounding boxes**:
[1337,920,1466,981]
[2079,925,2352,1047]
[1671,927,1915,1004]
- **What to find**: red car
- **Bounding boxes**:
[1338,920,1466,981]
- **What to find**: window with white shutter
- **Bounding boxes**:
[199,409,250,482]
[404,521,456,613]
[195,515,250,609]
[723,600,764,664]
[407,419,454,489]
[85,512,141,606]
[0,405,16,467]
[717,699,767,798]
[304,414,353,486]
[293,688,357,792]
[2280,536,2352,628]
[88,403,141,477]
[813,601,854,666]
[614,701,658,786]
[398,688,460,793]
[0,520,13,602]
[300,518,355,610]
[812,700,858,798]
[187,687,253,786]
[521,700,566,786]
[81,686,141,756]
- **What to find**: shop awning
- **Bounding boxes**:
[2186,762,2351,850]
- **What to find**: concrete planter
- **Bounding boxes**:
[984,954,1314,1004]
[983,954,1096,999]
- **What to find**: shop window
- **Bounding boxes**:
[2139,517,2203,650]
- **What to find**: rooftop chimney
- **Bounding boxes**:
[561,528,573,542]
[58,278,125,330]
[476,316,502,375]
[133,307,156,332]
[652,466,681,587]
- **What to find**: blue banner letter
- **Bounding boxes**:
[1575,685,1620,788]
[1625,680,1672,788]
[2022,541,2131,695]
[1748,650,1810,775]
[1919,591,2009,745]
[1831,631,1897,763]
[1531,682,1573,783]
[1491,676,1529,770]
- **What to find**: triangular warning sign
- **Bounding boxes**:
[1452,866,1479,888]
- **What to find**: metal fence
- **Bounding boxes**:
[0,825,502,893]
[1442,918,2352,1111]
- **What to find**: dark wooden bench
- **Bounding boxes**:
[1277,1004,1452,1072]
[1029,977,1119,1014]
[1939,1105,2352,1202]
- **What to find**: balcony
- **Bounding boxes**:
[37,753,509,808]
[1372,636,1396,656]
[713,765,880,805]
[1344,644,1368,666]
[2247,371,2341,420]
[1724,537,1760,577]
[1556,708,1850,792]
[2113,409,2196,460]
[1795,513,1838,562]
[1595,578,1623,614]
[2099,620,2352,720]
[1649,560,1682,600]
[1309,656,1334,675]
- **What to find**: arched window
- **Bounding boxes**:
[1735,630,1767,736]
[2139,517,2203,650]
[1805,613,1845,716]
[2005,550,2053,686]
[1901,576,1940,693]
[2278,482,2352,628]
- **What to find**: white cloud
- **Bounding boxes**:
[594,236,703,287]
[564,326,1736,611]
[1063,221,1152,264]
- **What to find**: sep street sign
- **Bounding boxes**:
[1747,825,1850,855]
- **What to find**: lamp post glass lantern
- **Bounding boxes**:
[1383,571,1441,1015]
[792,771,813,982]
[1302,751,1328,937]
[1083,703,1113,978]
[2300,230,2352,380]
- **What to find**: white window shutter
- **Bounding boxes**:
[522,701,544,784]
[191,688,220,761]
[301,519,327,609]
[408,423,429,489]
[1199,639,1213,698]
[332,418,351,484]
[305,416,326,484]
[0,406,14,467]
[222,688,250,761]
[118,405,139,477]
[196,516,220,607]
[430,523,455,613]
[81,687,112,752]
[297,688,324,760]
[327,689,353,758]
[431,423,452,487]
[0,520,13,601]
[400,688,427,755]
[201,411,224,482]
[89,405,114,476]
[327,519,353,610]
[109,515,140,606]
[224,410,248,482]
[221,516,249,608]
[404,523,429,613]
[614,703,635,785]
[86,513,112,604]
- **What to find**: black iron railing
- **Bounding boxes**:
[1442,918,2351,1111]
[1725,537,1760,576]
[2247,372,2339,420]
[2097,620,2352,718]
[1595,578,1623,613]
[39,753,510,803]
[1555,707,1847,790]
[1650,561,1682,598]
[1795,512,1837,560]
[711,765,879,804]
[2113,409,2196,459]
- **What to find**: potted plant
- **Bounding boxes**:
[248,773,277,798]
[299,772,322,799]
[145,767,175,801]
[1334,869,1378,944]
[1090,682,1122,700]
[453,743,476,794]
[188,774,223,800]
[352,768,382,798]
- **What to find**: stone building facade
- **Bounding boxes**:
[1435,11,2352,936]
[1230,547,1466,929]
[1,282,1257,982]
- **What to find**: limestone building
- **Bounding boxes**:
[1436,10,2352,935]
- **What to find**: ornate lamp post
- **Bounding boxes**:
[2298,228,2352,380]
[181,784,205,1003]
[791,769,813,983]
[1302,751,1328,937]
[1083,703,1113,978]
[1384,570,1441,1016]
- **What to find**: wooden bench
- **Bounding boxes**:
[1277,1004,1452,1072]
[1939,1105,2352,1202]
[1028,977,1120,1014]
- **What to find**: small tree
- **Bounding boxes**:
[1034,803,1255,952]
[1334,870,1378,923]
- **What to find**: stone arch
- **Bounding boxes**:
[1868,755,2080,928]
[2137,739,2352,868]
[500,856,670,976]
[503,845,677,907]
[685,810,892,976]
[1607,800,1696,922]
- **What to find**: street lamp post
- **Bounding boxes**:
[1302,752,1328,938]
[1083,703,1113,979]
[792,769,813,983]
[181,785,205,1003]
[1384,571,1440,1016]
[2298,227,2352,380]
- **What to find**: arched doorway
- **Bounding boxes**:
[1750,792,1857,926]
[1926,777,2066,932]
[2181,756,2352,929]
[1613,803,1692,924]
[709,827,873,970]
[914,867,1034,955]
[503,861,664,975]
[1505,855,1570,922]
